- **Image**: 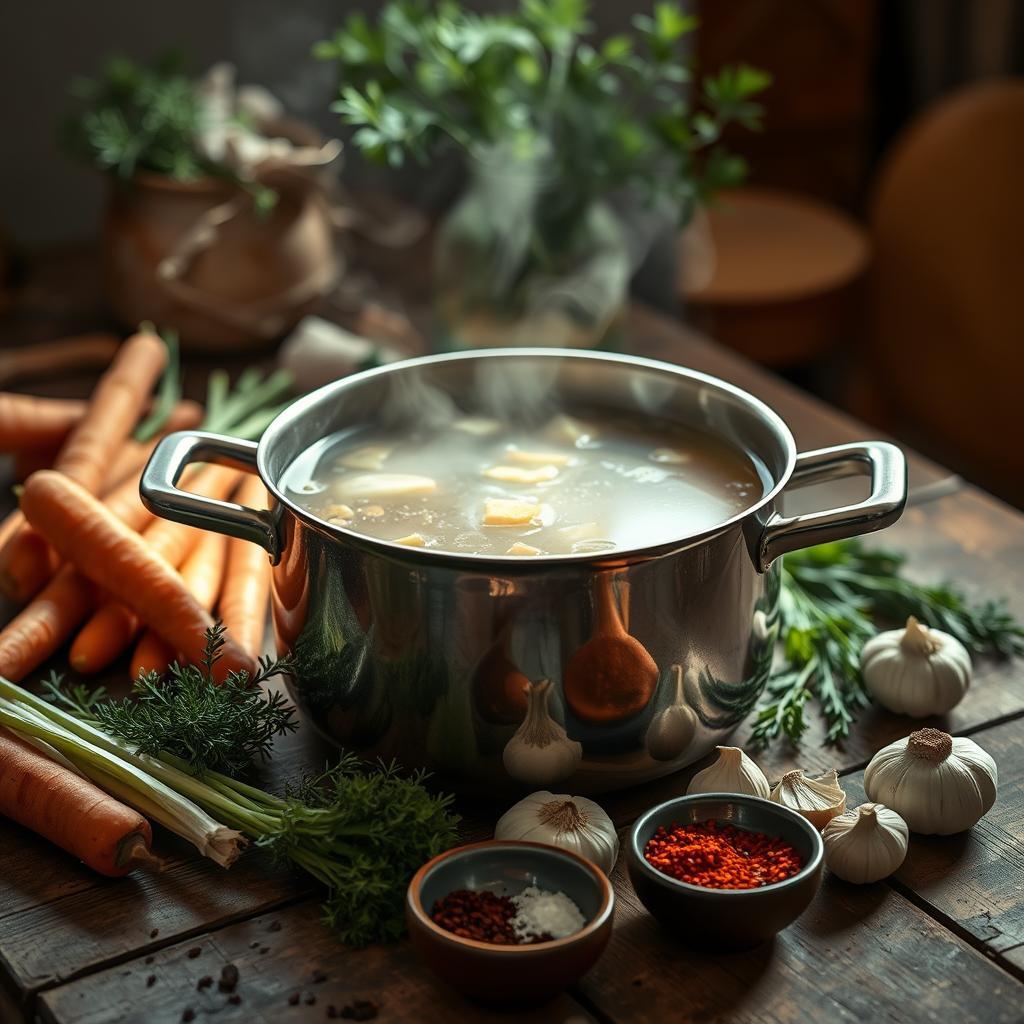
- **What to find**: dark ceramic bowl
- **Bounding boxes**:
[627,793,824,951]
[406,840,614,1003]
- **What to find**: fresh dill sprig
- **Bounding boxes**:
[46,625,298,776]
[749,540,1024,750]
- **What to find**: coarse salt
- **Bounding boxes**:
[510,886,586,941]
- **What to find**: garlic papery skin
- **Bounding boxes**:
[495,791,619,875]
[503,680,582,786]
[823,803,909,883]
[645,664,697,762]
[769,768,847,830]
[861,616,972,717]
[686,745,770,798]
[864,728,997,835]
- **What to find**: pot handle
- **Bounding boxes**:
[758,441,906,570]
[140,431,281,562]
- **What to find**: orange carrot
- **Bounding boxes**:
[70,466,240,674]
[19,471,255,680]
[0,333,120,388]
[0,394,88,451]
[0,469,156,682]
[0,332,168,603]
[218,476,273,662]
[0,729,153,876]
[132,530,229,678]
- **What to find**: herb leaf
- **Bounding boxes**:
[64,624,299,776]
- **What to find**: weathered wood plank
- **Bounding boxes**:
[578,861,1023,1023]
[37,902,594,1024]
[0,840,308,1001]
[842,715,1024,979]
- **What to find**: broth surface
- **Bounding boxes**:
[282,413,763,556]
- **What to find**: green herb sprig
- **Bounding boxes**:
[315,0,770,221]
[750,540,1024,749]
[46,625,298,777]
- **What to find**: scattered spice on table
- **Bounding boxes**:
[146,975,156,988]
[182,1011,194,1023]
[311,968,328,983]
[306,992,318,1005]
[218,963,239,993]
[431,887,585,944]
[643,820,802,889]
[227,994,242,1005]
[268,920,282,932]
[340,998,380,1020]
[197,976,213,991]
[288,992,301,1006]
[187,946,201,959]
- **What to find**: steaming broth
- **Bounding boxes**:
[283,414,763,556]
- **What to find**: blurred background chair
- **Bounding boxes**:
[850,79,1024,505]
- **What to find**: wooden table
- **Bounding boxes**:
[1,253,1022,1024]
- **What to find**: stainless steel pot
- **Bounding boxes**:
[141,350,906,794]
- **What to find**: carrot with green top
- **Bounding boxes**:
[0,729,156,876]
[19,471,255,680]
[217,476,273,662]
[0,331,168,603]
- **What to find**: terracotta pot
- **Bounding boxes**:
[100,169,340,351]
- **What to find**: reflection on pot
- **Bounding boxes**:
[645,664,698,762]
[564,573,658,724]
[503,679,582,786]
[472,642,531,725]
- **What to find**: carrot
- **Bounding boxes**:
[19,471,255,680]
[0,394,88,451]
[132,530,229,677]
[0,728,154,876]
[0,332,119,389]
[69,465,240,674]
[0,332,168,603]
[0,470,156,682]
[218,476,273,662]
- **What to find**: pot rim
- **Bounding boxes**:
[256,347,798,568]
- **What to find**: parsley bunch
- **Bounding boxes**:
[750,540,1024,749]
[316,0,770,221]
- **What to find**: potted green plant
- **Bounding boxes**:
[65,54,342,351]
[316,0,769,350]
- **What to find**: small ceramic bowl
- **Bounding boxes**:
[627,792,824,951]
[406,840,614,1003]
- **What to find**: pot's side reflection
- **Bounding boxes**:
[273,514,777,796]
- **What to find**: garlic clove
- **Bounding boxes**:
[686,745,771,798]
[823,802,909,883]
[770,768,846,830]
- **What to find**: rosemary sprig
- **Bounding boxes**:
[45,626,298,776]
[749,540,1024,749]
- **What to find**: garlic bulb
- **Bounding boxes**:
[823,803,909,883]
[861,616,971,717]
[864,728,997,835]
[495,791,619,875]
[645,665,697,762]
[503,680,582,785]
[770,769,847,830]
[687,745,770,798]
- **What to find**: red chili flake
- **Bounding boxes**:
[430,890,552,945]
[643,820,803,889]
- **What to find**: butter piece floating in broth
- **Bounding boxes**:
[395,533,427,547]
[507,541,542,556]
[650,447,691,464]
[545,414,596,446]
[484,497,542,526]
[483,464,560,484]
[506,448,574,467]
[361,505,385,517]
[337,445,393,471]
[557,521,602,543]
[453,416,500,436]
[324,503,355,522]
[335,473,438,501]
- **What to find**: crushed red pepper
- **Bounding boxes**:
[643,820,803,889]
[430,889,552,945]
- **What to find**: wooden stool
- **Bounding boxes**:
[679,187,870,367]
